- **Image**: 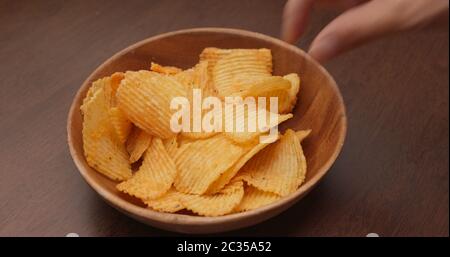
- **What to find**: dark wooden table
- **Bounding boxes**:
[0,0,448,237]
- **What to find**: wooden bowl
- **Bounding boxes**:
[67,28,347,234]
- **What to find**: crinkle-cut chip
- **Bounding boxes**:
[180,131,219,140]
[145,188,185,213]
[206,136,279,194]
[163,136,178,158]
[295,129,311,142]
[82,87,132,181]
[81,77,112,114]
[234,186,281,212]
[180,181,244,216]
[200,48,272,77]
[110,72,125,93]
[238,129,306,196]
[150,62,182,75]
[229,76,292,114]
[117,138,177,200]
[223,103,293,145]
[213,50,273,97]
[173,68,195,88]
[192,61,209,90]
[117,70,188,139]
[283,73,301,112]
[109,107,132,143]
[126,127,152,163]
[174,134,245,195]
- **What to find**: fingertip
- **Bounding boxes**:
[308,36,338,64]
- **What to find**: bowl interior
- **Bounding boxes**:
[68,28,346,233]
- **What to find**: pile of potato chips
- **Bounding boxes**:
[80,47,310,216]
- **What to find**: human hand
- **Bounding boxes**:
[281,0,449,63]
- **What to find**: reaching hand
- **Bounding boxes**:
[281,0,449,63]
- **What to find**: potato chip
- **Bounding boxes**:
[233,76,294,114]
[206,135,279,194]
[145,188,185,213]
[237,129,306,196]
[296,129,311,142]
[200,48,272,77]
[81,77,111,114]
[234,185,281,212]
[180,181,244,216]
[109,107,132,143]
[224,104,293,145]
[163,136,178,158]
[213,50,273,97]
[150,62,182,75]
[174,134,245,194]
[126,127,152,163]
[117,70,188,139]
[110,72,125,91]
[82,85,132,181]
[283,73,301,113]
[117,138,177,200]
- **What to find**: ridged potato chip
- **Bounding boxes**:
[117,70,188,139]
[126,127,152,163]
[150,62,182,75]
[224,104,293,145]
[206,136,280,194]
[163,136,178,158]
[174,68,195,88]
[117,138,177,200]
[237,129,306,196]
[283,73,301,113]
[81,85,132,181]
[180,181,244,216]
[234,185,281,212]
[174,134,245,194]
[231,76,294,114]
[145,188,185,213]
[81,77,111,113]
[109,107,132,143]
[213,50,273,97]
[200,48,272,77]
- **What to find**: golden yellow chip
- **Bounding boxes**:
[232,76,294,114]
[126,127,152,163]
[109,107,132,143]
[81,77,111,114]
[173,68,195,88]
[223,104,293,145]
[283,73,301,113]
[200,48,272,77]
[296,129,311,142]
[237,129,306,196]
[117,138,177,200]
[145,188,185,213]
[174,134,245,194]
[206,136,279,194]
[234,186,281,212]
[117,70,188,139]
[180,181,244,216]
[213,50,273,97]
[150,62,182,75]
[81,85,132,181]
[162,136,178,158]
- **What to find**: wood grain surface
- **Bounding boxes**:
[0,0,448,236]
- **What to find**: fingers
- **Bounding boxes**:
[308,1,402,63]
[281,0,366,44]
[281,0,315,44]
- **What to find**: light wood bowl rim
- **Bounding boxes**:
[67,27,347,229]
